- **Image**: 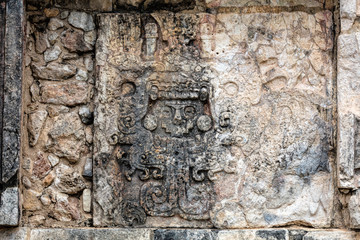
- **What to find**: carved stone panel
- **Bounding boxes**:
[94,11,334,228]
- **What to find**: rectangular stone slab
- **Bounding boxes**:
[94,11,334,228]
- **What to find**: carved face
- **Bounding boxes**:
[144,99,212,138]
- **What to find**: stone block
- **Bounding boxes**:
[2,0,24,185]
[337,31,360,191]
[46,112,85,162]
[82,189,91,212]
[0,228,356,240]
[31,63,76,81]
[340,0,357,31]
[52,0,112,11]
[27,109,48,147]
[0,188,19,226]
[0,227,29,240]
[94,11,334,228]
[40,81,90,106]
[68,12,95,32]
[54,163,86,194]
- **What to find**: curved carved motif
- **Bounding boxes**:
[121,201,147,226]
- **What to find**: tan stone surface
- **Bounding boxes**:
[23,8,94,227]
[94,11,334,228]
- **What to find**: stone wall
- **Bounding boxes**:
[0,0,359,239]
[23,7,95,227]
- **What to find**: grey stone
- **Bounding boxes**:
[27,109,48,147]
[0,227,29,240]
[22,176,32,189]
[44,45,61,63]
[350,190,360,228]
[84,56,94,71]
[68,12,95,32]
[54,193,81,221]
[47,18,64,31]
[2,0,24,186]
[31,63,76,81]
[84,30,96,46]
[35,32,49,54]
[40,195,51,206]
[29,228,152,240]
[0,187,19,226]
[54,163,86,194]
[79,105,93,125]
[1,228,356,240]
[48,31,59,45]
[83,189,91,212]
[154,230,216,240]
[46,112,85,162]
[75,69,88,81]
[82,157,92,178]
[60,11,69,19]
[48,154,59,167]
[30,83,40,102]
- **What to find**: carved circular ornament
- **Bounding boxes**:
[118,113,136,134]
[197,115,212,132]
[143,114,157,131]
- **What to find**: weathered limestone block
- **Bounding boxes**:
[44,45,61,62]
[2,0,24,186]
[337,32,360,190]
[94,11,333,228]
[23,189,42,211]
[349,190,360,228]
[61,29,94,52]
[54,164,86,194]
[27,109,48,146]
[0,228,29,240]
[54,193,81,221]
[82,189,91,212]
[29,228,153,240]
[204,0,331,8]
[0,228,356,240]
[0,187,19,226]
[46,112,86,162]
[68,12,95,32]
[35,31,50,54]
[31,63,76,81]
[47,18,64,31]
[340,0,357,31]
[40,81,90,106]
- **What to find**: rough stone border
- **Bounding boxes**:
[0,228,357,240]
[0,0,24,226]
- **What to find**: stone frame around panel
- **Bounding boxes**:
[0,0,24,226]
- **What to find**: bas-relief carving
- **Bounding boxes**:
[94,11,334,228]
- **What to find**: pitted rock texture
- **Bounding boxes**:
[94,11,334,228]
[23,8,94,227]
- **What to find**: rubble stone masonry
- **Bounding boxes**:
[2,0,360,239]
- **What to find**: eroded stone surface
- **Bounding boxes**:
[0,188,19,226]
[27,109,48,147]
[94,11,333,228]
[68,12,95,32]
[40,81,89,106]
